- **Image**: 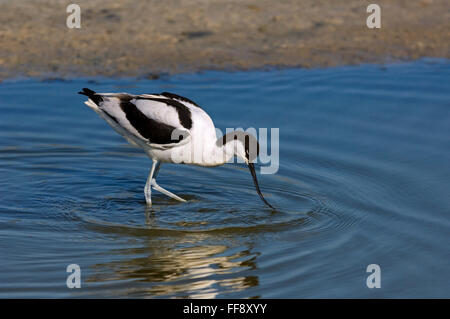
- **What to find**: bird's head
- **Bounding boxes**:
[220,131,274,209]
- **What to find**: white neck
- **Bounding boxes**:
[168,135,244,166]
[201,140,237,166]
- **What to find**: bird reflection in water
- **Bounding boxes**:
[84,207,260,298]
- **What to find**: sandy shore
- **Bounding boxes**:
[0,0,449,80]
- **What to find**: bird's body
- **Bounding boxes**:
[79,88,273,208]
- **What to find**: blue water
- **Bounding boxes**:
[0,59,449,298]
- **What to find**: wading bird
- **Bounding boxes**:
[79,88,273,208]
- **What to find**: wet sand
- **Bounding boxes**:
[0,0,449,80]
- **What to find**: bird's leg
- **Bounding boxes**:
[151,161,161,184]
[147,160,187,203]
[150,164,186,202]
[144,160,159,206]
[151,181,187,202]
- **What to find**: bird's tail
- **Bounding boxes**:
[78,87,96,97]
[78,88,103,106]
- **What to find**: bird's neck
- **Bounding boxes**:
[204,140,236,166]
[172,136,237,166]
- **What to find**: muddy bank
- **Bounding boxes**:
[0,0,448,80]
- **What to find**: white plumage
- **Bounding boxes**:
[79,88,273,208]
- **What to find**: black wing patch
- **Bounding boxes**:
[135,97,193,129]
[120,100,184,144]
[161,92,201,108]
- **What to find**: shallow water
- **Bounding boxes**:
[0,59,449,298]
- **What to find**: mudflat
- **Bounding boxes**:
[0,0,448,79]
